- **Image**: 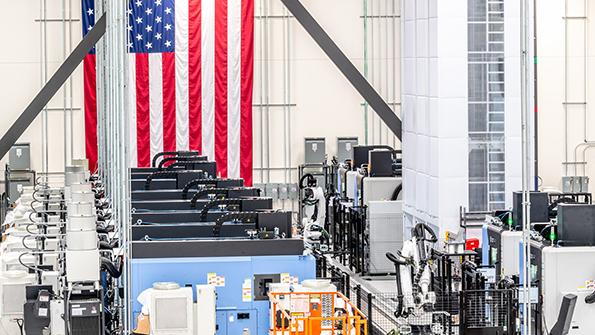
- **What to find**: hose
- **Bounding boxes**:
[181,179,223,199]
[391,183,403,201]
[100,257,122,278]
[386,252,408,318]
[299,173,317,189]
[199,199,243,222]
[190,188,230,207]
[151,150,199,168]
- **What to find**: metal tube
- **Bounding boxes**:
[258,0,265,184]
[370,0,375,144]
[520,1,533,334]
[392,0,398,148]
[363,0,369,144]
[62,0,68,168]
[564,0,569,176]
[69,0,74,164]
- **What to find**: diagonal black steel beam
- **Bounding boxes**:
[0,13,107,159]
[279,0,402,140]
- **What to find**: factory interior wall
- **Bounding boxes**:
[0,0,401,194]
[1,0,593,199]
[536,0,595,192]
[0,1,85,178]
[251,0,401,187]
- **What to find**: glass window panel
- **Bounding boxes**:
[489,73,505,82]
[489,23,504,32]
[490,192,505,202]
[469,24,487,52]
[489,173,505,182]
[489,43,504,52]
[469,64,488,101]
[489,153,505,161]
[489,113,504,122]
[469,145,488,182]
[489,93,505,102]
[489,83,504,91]
[489,183,506,192]
[489,103,505,112]
[469,104,488,132]
[489,33,504,42]
[490,202,506,211]
[469,0,487,21]
[489,123,505,132]
[470,184,488,211]
[489,162,505,172]
[489,13,504,22]
[489,3,504,12]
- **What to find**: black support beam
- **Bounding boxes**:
[0,14,107,159]
[279,0,402,140]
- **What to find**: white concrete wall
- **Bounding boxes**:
[536,0,595,191]
[401,0,469,236]
[252,0,401,185]
[0,1,85,176]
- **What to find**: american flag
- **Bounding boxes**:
[82,0,254,185]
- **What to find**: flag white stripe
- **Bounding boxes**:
[149,53,164,161]
[128,53,138,167]
[175,0,189,151]
[201,0,215,160]
[227,0,241,178]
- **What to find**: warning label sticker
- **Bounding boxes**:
[207,273,226,287]
[242,279,252,302]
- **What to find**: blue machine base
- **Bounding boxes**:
[131,254,316,334]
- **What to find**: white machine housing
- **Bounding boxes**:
[150,285,194,335]
[195,285,216,334]
[542,247,595,335]
[362,177,402,205]
[367,201,404,274]
[501,230,522,277]
[0,270,36,316]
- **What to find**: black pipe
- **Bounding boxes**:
[199,199,243,222]
[391,183,402,201]
[151,150,199,168]
[100,257,122,278]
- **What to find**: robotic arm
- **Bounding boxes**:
[387,223,438,334]
[300,174,328,251]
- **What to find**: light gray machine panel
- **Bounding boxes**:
[367,201,403,274]
[542,247,595,335]
[501,231,522,277]
[362,177,402,205]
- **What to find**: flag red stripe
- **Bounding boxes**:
[240,0,254,186]
[188,0,202,153]
[83,54,98,173]
[214,0,228,178]
[162,52,177,152]
[136,54,151,167]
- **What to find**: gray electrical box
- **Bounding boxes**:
[278,184,289,200]
[9,143,31,171]
[9,178,33,201]
[265,184,279,201]
[337,137,358,163]
[304,138,326,164]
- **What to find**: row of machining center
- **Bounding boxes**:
[1,144,593,335]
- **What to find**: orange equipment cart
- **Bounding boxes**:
[269,291,368,335]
